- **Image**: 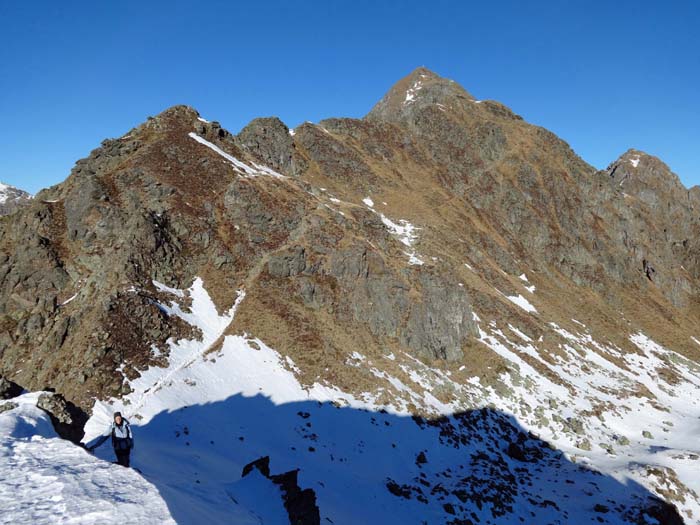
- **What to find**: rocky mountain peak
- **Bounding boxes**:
[0,182,32,216]
[606,148,689,201]
[618,148,656,171]
[116,104,216,142]
[149,104,202,125]
[365,66,475,122]
[234,117,300,175]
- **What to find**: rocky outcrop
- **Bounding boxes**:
[595,148,700,307]
[401,272,478,361]
[325,246,476,361]
[0,375,22,399]
[643,497,686,525]
[235,117,307,177]
[242,456,320,525]
[36,392,88,443]
[0,400,17,414]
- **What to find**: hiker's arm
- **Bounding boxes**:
[88,425,112,450]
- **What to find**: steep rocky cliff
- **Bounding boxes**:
[1,68,699,523]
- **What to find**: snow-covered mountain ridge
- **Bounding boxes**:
[0,181,31,215]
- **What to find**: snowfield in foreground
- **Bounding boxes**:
[5,277,699,524]
[0,393,174,524]
[83,278,700,523]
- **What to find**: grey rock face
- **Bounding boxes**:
[327,246,476,361]
[268,246,306,277]
[329,245,410,340]
[401,272,478,361]
[235,117,307,176]
[0,401,18,414]
[594,149,700,307]
[0,375,22,399]
[36,392,88,443]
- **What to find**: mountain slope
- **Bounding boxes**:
[1,68,699,523]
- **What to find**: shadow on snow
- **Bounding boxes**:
[90,394,683,525]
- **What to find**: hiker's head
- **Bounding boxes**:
[114,412,123,425]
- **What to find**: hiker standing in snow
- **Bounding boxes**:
[88,411,134,467]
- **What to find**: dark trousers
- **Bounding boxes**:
[115,449,131,467]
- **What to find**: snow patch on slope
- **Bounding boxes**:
[188,133,284,178]
[379,215,417,247]
[506,293,538,313]
[362,198,424,265]
[404,79,423,105]
[519,273,536,293]
[380,216,422,264]
[59,292,78,306]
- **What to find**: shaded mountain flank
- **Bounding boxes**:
[1,67,700,522]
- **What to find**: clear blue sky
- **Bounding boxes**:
[1,1,698,194]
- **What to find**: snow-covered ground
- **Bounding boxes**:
[6,276,699,523]
[76,277,697,524]
[0,393,174,524]
[505,292,538,313]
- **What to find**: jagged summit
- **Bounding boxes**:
[152,104,201,121]
[365,66,475,122]
[606,147,691,196]
[616,148,659,171]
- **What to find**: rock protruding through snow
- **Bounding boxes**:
[242,456,321,525]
